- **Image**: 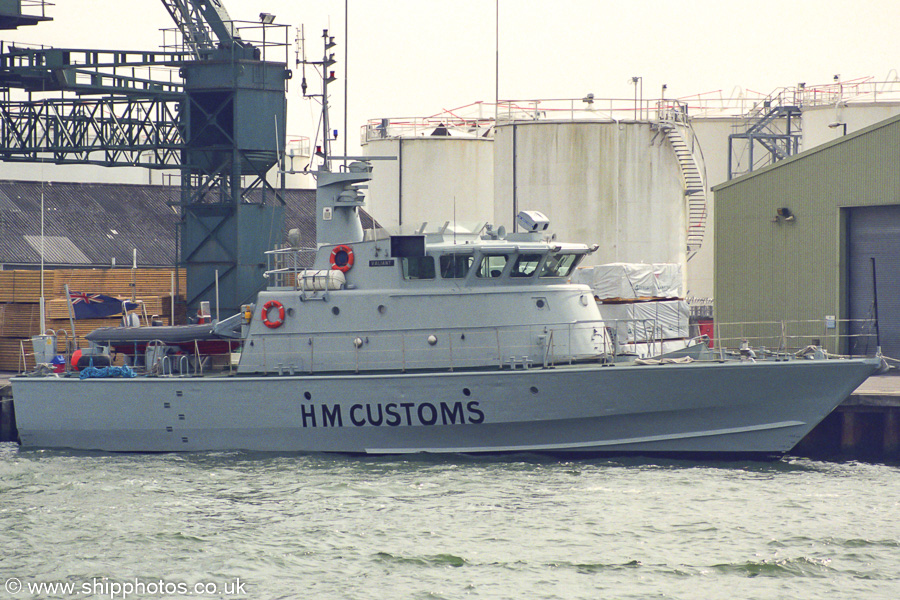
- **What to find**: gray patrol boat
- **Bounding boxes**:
[11,157,881,456]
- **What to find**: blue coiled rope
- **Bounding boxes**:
[78,365,137,379]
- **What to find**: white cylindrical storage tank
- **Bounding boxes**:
[802,103,900,149]
[493,121,686,267]
[362,133,494,232]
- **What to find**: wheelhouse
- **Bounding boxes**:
[400,245,588,284]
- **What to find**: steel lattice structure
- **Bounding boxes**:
[0,96,183,167]
[0,1,291,317]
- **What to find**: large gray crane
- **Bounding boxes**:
[0,1,291,318]
[159,0,245,57]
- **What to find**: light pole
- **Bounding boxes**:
[631,76,643,120]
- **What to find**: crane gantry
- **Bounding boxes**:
[0,0,292,317]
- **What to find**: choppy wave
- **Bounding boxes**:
[711,557,835,577]
[373,552,468,568]
[2,443,900,599]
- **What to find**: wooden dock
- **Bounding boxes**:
[2,372,900,460]
[793,375,900,461]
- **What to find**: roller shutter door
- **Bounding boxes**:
[848,205,900,358]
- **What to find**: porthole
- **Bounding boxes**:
[463,388,471,397]
[530,386,539,395]
[536,299,546,309]
[304,391,312,400]
[377,304,387,314]
[332,306,340,315]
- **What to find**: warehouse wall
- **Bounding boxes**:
[713,114,900,353]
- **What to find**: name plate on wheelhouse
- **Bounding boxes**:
[369,259,396,267]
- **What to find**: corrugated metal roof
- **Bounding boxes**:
[23,235,91,264]
[0,188,20,212]
[0,181,368,268]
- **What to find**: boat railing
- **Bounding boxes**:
[26,316,880,377]
[17,328,74,374]
[17,339,32,374]
[17,1,53,19]
[263,247,317,289]
[714,318,881,358]
[159,355,172,376]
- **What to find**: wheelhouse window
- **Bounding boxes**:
[401,256,436,280]
[540,253,582,278]
[440,254,474,279]
[510,254,543,278]
[475,254,508,278]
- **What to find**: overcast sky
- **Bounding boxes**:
[6,0,900,154]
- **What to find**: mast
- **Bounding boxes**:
[298,28,337,172]
[296,25,369,246]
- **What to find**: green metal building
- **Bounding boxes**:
[713,114,900,358]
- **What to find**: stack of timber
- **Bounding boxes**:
[0,268,185,371]
[0,271,43,303]
[49,269,185,297]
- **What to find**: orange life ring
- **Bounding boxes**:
[262,300,285,329]
[330,244,354,272]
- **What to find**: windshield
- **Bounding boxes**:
[511,254,543,278]
[475,255,508,278]
[540,253,582,278]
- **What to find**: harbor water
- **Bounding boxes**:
[1,443,898,599]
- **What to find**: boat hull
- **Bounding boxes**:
[11,358,878,456]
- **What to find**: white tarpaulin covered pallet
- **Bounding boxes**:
[598,299,691,343]
[573,263,682,300]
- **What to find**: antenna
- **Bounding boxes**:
[343,0,348,171]
[321,28,335,170]
[39,164,45,335]
[297,24,339,172]
[297,25,308,97]
[453,195,456,246]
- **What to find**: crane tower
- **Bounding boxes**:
[0,0,291,317]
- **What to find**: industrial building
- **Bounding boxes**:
[362,81,900,310]
[713,114,900,359]
[0,181,322,271]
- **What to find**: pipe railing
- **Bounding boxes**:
[19,316,882,377]
[715,318,879,357]
[362,78,900,144]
